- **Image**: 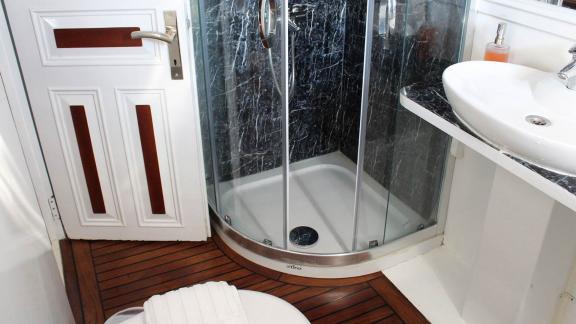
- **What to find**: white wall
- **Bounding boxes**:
[465,0,576,72]
[0,37,73,324]
[0,73,73,323]
[0,0,66,256]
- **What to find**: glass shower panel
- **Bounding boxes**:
[383,0,467,242]
[286,0,363,253]
[354,0,399,251]
[356,0,466,248]
[190,0,216,208]
[384,112,450,242]
[193,0,286,247]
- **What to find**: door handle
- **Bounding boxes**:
[378,0,396,38]
[258,0,277,49]
[129,11,183,80]
[130,26,177,43]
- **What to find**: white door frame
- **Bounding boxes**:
[183,0,212,237]
[0,3,66,243]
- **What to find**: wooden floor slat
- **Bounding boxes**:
[97,243,219,282]
[95,243,197,273]
[200,268,253,284]
[90,240,118,251]
[101,256,234,301]
[344,306,396,324]
[314,296,388,323]
[99,248,223,289]
[229,273,268,288]
[245,279,285,291]
[295,283,368,312]
[62,233,428,324]
[369,277,428,324]
[283,286,333,304]
[93,241,175,265]
[90,241,141,257]
[305,288,377,320]
[71,241,105,324]
[375,314,404,324]
[60,240,84,324]
[102,262,242,309]
[267,283,306,297]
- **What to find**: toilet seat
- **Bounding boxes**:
[236,290,309,323]
[108,290,310,324]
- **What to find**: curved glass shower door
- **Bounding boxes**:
[192,0,466,260]
[192,0,288,248]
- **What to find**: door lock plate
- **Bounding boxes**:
[164,11,183,80]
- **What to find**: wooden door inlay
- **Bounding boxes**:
[54,27,143,48]
[135,105,166,214]
[70,105,106,214]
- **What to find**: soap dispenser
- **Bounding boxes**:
[484,23,510,62]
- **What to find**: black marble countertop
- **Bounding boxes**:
[401,83,576,197]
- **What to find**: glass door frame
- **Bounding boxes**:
[351,0,377,251]
[281,1,290,249]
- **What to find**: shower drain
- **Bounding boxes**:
[289,226,319,247]
[525,115,551,127]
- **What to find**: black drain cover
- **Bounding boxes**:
[289,226,319,247]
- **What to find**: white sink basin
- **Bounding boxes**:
[443,61,576,176]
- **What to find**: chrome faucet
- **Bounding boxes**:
[558,45,576,90]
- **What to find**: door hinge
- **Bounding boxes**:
[48,195,61,220]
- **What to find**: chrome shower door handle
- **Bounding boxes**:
[131,26,177,43]
[258,0,277,49]
[378,0,396,37]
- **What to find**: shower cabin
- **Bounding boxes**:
[191,0,468,272]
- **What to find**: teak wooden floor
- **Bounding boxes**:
[61,234,429,324]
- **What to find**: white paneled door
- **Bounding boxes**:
[4,0,209,240]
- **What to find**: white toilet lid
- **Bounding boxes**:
[110,290,309,324]
[240,290,309,324]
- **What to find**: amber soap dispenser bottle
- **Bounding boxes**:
[484,23,510,62]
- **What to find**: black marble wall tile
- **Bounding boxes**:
[361,33,406,187]
[202,0,283,181]
[288,0,349,162]
[340,0,367,162]
[196,0,468,222]
[200,0,361,181]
